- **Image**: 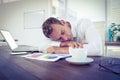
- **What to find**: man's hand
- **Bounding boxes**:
[60,41,88,48]
[47,46,55,53]
[47,46,69,54]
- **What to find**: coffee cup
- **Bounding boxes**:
[69,47,87,61]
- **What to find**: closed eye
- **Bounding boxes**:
[57,30,65,41]
[61,30,65,35]
[57,37,62,41]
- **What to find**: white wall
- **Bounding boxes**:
[67,0,106,22]
[0,0,51,50]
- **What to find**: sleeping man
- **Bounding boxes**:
[42,17,102,56]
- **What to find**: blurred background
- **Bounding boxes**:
[0,0,120,57]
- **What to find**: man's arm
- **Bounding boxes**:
[47,46,69,54]
[46,41,88,54]
[60,41,88,48]
[50,40,88,48]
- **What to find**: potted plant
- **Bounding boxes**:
[110,23,120,42]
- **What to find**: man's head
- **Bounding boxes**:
[42,17,73,42]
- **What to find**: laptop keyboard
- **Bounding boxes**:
[14,45,38,51]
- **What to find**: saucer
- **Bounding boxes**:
[66,57,94,65]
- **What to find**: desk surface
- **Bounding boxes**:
[0,46,120,80]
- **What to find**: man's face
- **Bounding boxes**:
[49,24,73,42]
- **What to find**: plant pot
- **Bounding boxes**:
[117,36,120,42]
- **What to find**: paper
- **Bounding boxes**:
[21,53,71,62]
[11,52,28,55]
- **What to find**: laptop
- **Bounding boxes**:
[0,30,39,53]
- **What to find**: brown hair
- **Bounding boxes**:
[42,17,62,38]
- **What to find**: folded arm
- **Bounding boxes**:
[46,41,88,54]
[60,41,88,48]
[47,46,69,54]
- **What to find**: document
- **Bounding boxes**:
[21,53,71,62]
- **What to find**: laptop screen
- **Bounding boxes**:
[0,30,18,50]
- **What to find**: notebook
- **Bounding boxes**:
[0,30,39,53]
[21,53,71,62]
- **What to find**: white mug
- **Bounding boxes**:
[69,47,87,61]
